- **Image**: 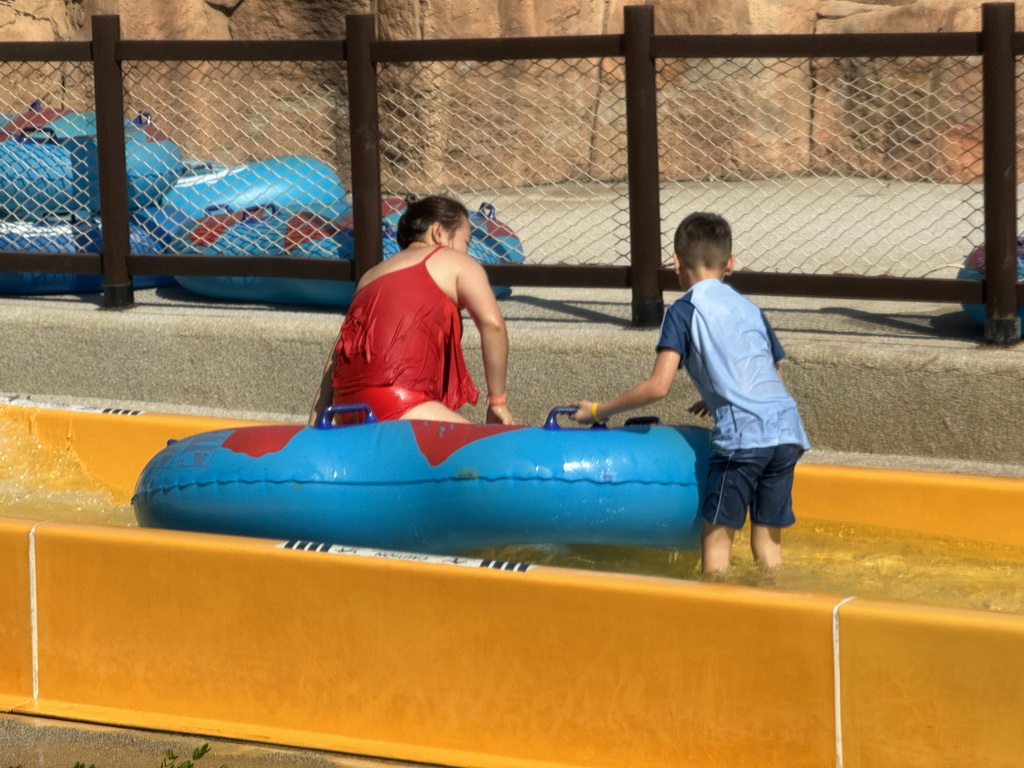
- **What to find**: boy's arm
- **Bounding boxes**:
[571,348,681,424]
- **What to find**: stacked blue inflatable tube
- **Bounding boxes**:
[150,156,353,306]
[161,156,346,218]
[0,103,182,294]
[164,186,525,308]
[66,132,183,213]
[958,241,1024,335]
[0,212,176,294]
[164,208,356,307]
[0,110,182,218]
[957,266,1024,333]
[133,413,711,555]
[174,273,356,307]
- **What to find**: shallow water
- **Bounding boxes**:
[473,521,1024,615]
[0,419,134,527]
[4,418,1024,615]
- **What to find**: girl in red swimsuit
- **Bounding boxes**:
[309,195,515,426]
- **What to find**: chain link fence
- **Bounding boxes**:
[656,55,985,278]
[0,56,351,297]
[0,43,1013,289]
[376,52,989,278]
[377,57,629,267]
[119,58,350,275]
[0,60,100,272]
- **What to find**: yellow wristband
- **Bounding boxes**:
[590,402,602,422]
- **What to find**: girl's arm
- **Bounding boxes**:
[308,334,341,426]
[456,258,514,425]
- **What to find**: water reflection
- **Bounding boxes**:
[5,417,1024,615]
[472,520,1024,615]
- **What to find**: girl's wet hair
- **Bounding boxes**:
[396,194,469,249]
[674,212,732,270]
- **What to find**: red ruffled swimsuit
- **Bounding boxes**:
[332,247,479,420]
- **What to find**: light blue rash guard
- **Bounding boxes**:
[657,278,811,453]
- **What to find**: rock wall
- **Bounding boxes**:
[0,0,1017,190]
[0,1,999,44]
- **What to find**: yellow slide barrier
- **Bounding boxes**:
[0,517,33,711]
[794,462,1024,548]
[0,399,265,504]
[2,400,1024,767]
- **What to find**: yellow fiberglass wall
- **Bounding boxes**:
[795,463,1024,548]
[0,518,33,709]
[1,403,264,503]
[28,521,839,768]
[837,599,1024,768]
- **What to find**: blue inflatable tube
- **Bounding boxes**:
[959,242,1024,333]
[133,406,711,555]
[174,273,357,307]
[160,189,523,307]
[157,200,357,307]
[0,104,182,217]
[143,156,351,306]
[343,197,523,302]
[375,198,526,266]
[161,155,346,217]
[0,211,176,294]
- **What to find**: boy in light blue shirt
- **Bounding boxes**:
[571,212,809,574]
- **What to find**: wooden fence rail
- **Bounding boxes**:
[0,3,1021,341]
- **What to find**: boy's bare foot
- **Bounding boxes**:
[757,563,783,586]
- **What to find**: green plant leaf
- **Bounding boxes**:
[191,743,212,760]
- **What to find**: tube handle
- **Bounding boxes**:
[315,403,379,429]
[543,405,607,430]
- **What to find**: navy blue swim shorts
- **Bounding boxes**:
[701,444,805,530]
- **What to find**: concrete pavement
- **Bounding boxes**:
[0,281,1022,473]
[0,712,431,768]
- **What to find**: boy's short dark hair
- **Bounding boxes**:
[674,212,732,271]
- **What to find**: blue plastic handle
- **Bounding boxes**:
[315,403,379,429]
[203,204,235,215]
[543,405,607,430]
[15,126,58,145]
[239,204,273,223]
[254,202,280,216]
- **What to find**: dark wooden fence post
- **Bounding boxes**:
[92,14,134,309]
[346,14,384,281]
[981,2,1019,344]
[624,4,664,328]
